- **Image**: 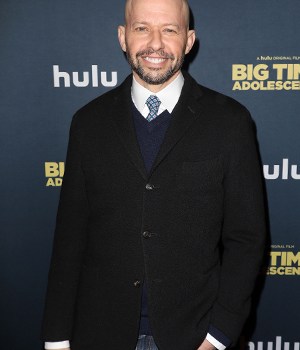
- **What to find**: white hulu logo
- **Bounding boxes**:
[53,65,118,88]
[248,336,299,350]
[263,158,300,180]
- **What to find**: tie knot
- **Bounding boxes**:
[145,95,161,122]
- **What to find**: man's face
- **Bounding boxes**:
[118,0,195,91]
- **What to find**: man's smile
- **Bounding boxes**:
[143,56,167,64]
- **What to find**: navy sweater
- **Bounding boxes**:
[132,103,173,335]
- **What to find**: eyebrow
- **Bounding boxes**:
[131,21,180,29]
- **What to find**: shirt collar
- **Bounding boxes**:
[131,72,184,114]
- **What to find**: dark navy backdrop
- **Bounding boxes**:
[1,1,299,349]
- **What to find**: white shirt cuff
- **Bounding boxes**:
[44,340,70,349]
[206,333,226,350]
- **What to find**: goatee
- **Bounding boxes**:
[126,48,185,85]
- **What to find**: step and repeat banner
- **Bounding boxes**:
[1,0,299,349]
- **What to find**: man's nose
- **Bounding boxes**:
[147,29,164,51]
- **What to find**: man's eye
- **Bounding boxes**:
[135,26,148,32]
[164,28,177,34]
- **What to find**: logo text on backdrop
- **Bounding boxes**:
[53,65,118,88]
[267,246,300,276]
[264,159,300,180]
[232,63,300,90]
[45,162,64,186]
[248,336,299,350]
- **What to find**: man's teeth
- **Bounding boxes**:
[144,57,166,63]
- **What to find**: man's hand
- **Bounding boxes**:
[197,339,216,350]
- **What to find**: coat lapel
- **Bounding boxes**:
[110,75,148,180]
[149,72,205,176]
[110,72,205,180]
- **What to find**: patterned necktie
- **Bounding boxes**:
[145,95,161,122]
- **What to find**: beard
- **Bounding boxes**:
[126,48,185,85]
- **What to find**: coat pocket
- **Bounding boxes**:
[176,158,223,195]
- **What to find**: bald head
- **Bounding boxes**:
[125,0,190,29]
[118,0,195,91]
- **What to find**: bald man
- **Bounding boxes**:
[42,0,266,349]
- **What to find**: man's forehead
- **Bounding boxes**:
[125,0,189,27]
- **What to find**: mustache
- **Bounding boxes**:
[136,49,175,60]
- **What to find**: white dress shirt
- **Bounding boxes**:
[131,72,184,117]
[44,72,226,350]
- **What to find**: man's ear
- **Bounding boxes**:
[118,25,127,52]
[185,29,196,54]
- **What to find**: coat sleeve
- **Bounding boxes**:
[210,108,266,344]
[41,113,89,341]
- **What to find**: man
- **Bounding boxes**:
[42,0,266,349]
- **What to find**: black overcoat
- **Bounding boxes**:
[42,72,266,350]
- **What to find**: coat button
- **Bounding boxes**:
[145,183,154,190]
[133,280,141,287]
[142,231,152,238]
